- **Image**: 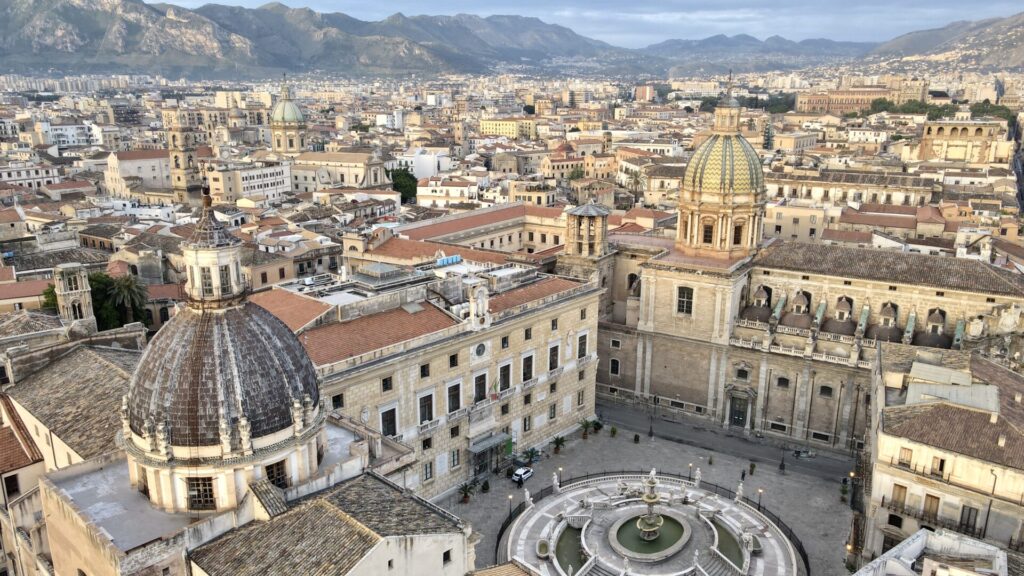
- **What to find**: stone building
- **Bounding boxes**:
[270,85,307,156]
[913,110,1015,165]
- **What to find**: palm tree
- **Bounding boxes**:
[579,419,594,439]
[551,436,566,454]
[522,447,540,464]
[107,274,147,325]
[627,170,647,201]
[457,482,475,503]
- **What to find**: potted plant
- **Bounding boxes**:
[749,462,756,476]
[481,480,490,493]
[522,447,540,464]
[551,436,566,454]
[592,421,604,434]
[579,419,594,439]
[610,426,618,438]
[633,433,640,444]
[708,455,714,466]
[840,484,848,503]
[458,482,475,503]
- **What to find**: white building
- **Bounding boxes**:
[0,161,62,190]
[104,149,172,197]
[391,147,454,178]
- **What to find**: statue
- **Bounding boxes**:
[694,549,700,567]
[617,480,628,494]
[524,488,533,507]
[649,467,657,478]
[694,467,702,488]
[742,532,754,551]
[735,481,744,502]
[553,472,560,494]
[620,557,630,576]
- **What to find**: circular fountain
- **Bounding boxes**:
[607,469,691,562]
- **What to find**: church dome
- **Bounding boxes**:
[271,86,304,125]
[126,302,319,447]
[683,131,763,198]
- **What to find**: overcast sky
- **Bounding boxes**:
[165,1,1022,48]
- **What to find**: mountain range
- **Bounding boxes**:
[0,0,1021,78]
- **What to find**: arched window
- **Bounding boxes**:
[627,273,641,296]
[610,358,620,375]
[777,377,790,389]
[819,385,834,398]
[736,367,749,380]
[975,127,983,137]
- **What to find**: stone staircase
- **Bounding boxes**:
[587,562,618,576]
[700,552,738,576]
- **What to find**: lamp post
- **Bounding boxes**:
[689,462,693,481]
[757,488,763,511]
[779,449,786,473]
[508,494,513,520]
[558,467,563,484]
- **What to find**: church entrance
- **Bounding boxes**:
[729,396,749,428]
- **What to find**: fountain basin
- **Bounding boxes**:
[608,509,691,563]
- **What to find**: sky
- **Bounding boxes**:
[164,0,1023,48]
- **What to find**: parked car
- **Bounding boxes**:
[511,466,534,482]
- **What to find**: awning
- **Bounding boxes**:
[469,432,511,454]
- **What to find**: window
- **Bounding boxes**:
[676,287,693,315]
[811,432,830,442]
[610,338,621,349]
[551,318,558,330]
[423,461,433,481]
[610,358,621,375]
[420,363,430,378]
[450,425,460,439]
[279,267,286,279]
[419,394,434,424]
[887,514,903,529]
[522,355,534,381]
[524,393,532,405]
[702,224,714,244]
[187,477,216,510]
[443,549,452,565]
[736,368,749,380]
[331,393,344,410]
[474,373,488,402]
[898,447,913,467]
[501,403,509,416]
[200,267,213,297]
[578,334,588,358]
[382,376,393,392]
[777,377,790,389]
[548,345,559,371]
[819,385,833,398]
[550,381,557,393]
[523,415,532,431]
[580,308,587,320]
[4,475,20,498]
[449,353,459,368]
[266,460,288,489]
[769,422,787,432]
[260,271,268,284]
[525,327,532,340]
[501,335,510,349]
[549,404,557,420]
[959,505,979,530]
[450,450,460,469]
[422,437,432,451]
[447,383,461,413]
[219,265,232,295]
[931,457,946,477]
[577,390,585,406]
[381,408,397,437]
[733,225,743,245]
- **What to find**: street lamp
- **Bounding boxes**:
[508,494,513,519]
[688,462,693,481]
[757,488,763,511]
[558,467,563,484]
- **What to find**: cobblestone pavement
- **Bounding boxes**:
[439,403,854,576]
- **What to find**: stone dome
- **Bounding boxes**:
[126,295,319,447]
[271,86,304,125]
[683,132,764,198]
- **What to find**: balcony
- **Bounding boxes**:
[447,407,469,422]
[520,378,538,392]
[546,367,564,381]
[880,496,984,539]
[418,418,441,434]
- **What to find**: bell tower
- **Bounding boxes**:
[167,111,202,205]
[54,262,96,334]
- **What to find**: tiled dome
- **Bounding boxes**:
[683,132,764,198]
[271,86,304,125]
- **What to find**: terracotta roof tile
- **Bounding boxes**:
[0,279,52,301]
[250,289,333,332]
[401,205,526,241]
[302,302,458,366]
[489,277,582,313]
[370,237,509,265]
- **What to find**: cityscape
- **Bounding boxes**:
[0,1,1023,576]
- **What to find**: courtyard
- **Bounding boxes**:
[441,404,855,576]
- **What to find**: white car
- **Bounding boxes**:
[511,467,534,482]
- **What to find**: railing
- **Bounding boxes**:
[735,319,769,330]
[494,469,811,576]
[546,367,564,381]
[886,456,1024,508]
[520,378,537,391]
[880,496,985,539]
[776,325,810,336]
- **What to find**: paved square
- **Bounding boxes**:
[440,412,853,576]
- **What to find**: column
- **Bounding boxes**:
[754,359,769,431]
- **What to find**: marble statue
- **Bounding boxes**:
[553,472,560,494]
[735,481,744,502]
[694,467,702,488]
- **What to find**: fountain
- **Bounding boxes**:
[636,469,665,541]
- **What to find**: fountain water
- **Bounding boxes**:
[636,469,665,541]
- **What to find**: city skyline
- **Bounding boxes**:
[160,0,1024,48]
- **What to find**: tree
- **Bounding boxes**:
[628,170,647,196]
[567,167,585,181]
[387,167,418,203]
[579,419,594,439]
[457,482,475,503]
[551,436,566,454]
[568,126,581,133]
[522,447,540,464]
[41,283,57,310]
[107,274,147,325]
[522,104,535,115]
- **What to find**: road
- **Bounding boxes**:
[597,398,855,482]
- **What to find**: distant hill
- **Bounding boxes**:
[0,0,1021,78]
[870,11,1024,70]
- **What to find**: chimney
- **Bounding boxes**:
[990,412,999,424]
[998,434,1006,448]
[1015,392,1022,404]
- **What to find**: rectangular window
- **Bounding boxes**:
[702,224,713,244]
[524,393,532,405]
[200,267,213,297]
[522,415,532,432]
[422,437,432,451]
[450,425,460,438]
[260,271,268,284]
[450,450,460,469]
[551,318,558,330]
[331,393,344,410]
[419,394,434,424]
[265,460,288,489]
[381,376,393,392]
[278,267,285,279]
[4,475,20,498]
[733,225,743,245]
[522,355,534,381]
[447,383,461,413]
[676,286,693,315]
[501,403,509,416]
[898,447,913,467]
[577,390,585,406]
[381,408,397,437]
[524,327,532,340]
[501,335,509,349]
[610,358,620,375]
[548,345,559,371]
[423,461,433,481]
[475,373,488,401]
[219,265,232,295]
[443,549,452,564]
[960,505,979,530]
[577,334,588,358]
[420,363,430,378]
[499,364,511,391]
[449,353,459,368]
[186,477,216,510]
[580,308,587,320]
[610,339,621,349]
